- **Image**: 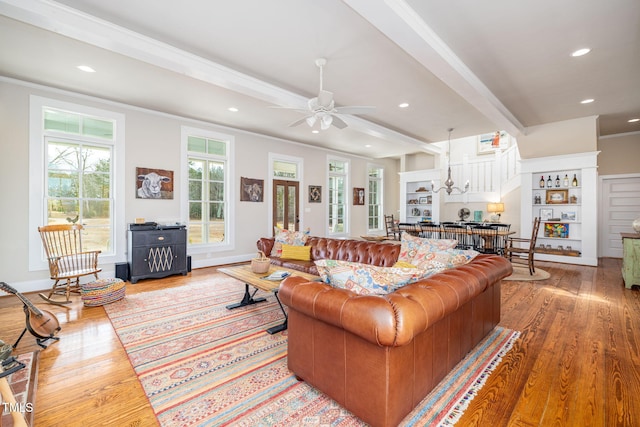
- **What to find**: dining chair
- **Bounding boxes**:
[470,225,500,254]
[442,224,473,249]
[419,222,441,239]
[384,215,401,241]
[504,217,541,275]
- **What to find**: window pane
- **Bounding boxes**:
[47,199,79,225]
[189,181,202,200]
[83,146,111,172]
[82,225,110,252]
[207,139,226,156]
[274,160,297,179]
[208,221,224,242]
[82,172,110,198]
[48,171,78,197]
[83,200,110,222]
[48,142,79,170]
[82,117,114,139]
[189,159,204,179]
[210,202,224,220]
[208,161,224,180]
[189,202,202,220]
[188,136,206,153]
[188,223,203,244]
[44,109,80,133]
[209,182,224,202]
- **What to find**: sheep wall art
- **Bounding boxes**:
[136,167,174,199]
[240,177,263,202]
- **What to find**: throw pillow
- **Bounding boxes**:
[393,260,417,268]
[412,248,479,270]
[281,244,311,261]
[398,232,457,264]
[273,227,309,257]
[316,260,435,295]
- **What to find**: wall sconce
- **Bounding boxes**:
[487,203,504,222]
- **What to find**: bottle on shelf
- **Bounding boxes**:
[555,175,560,187]
[572,174,578,186]
[546,176,552,188]
[539,175,545,188]
[563,174,569,187]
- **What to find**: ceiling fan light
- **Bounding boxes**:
[321,114,333,130]
[305,115,317,127]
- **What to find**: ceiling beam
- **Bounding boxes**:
[345,0,526,137]
[0,0,440,155]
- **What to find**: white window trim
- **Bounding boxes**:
[29,95,126,271]
[327,155,350,237]
[368,163,385,232]
[267,153,304,236]
[180,126,235,254]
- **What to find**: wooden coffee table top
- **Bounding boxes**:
[218,264,318,293]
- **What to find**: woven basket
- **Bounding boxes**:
[251,251,271,274]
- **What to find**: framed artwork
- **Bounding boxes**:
[477,130,509,154]
[353,187,365,205]
[539,208,553,221]
[544,222,570,238]
[136,167,174,199]
[546,189,569,204]
[418,196,428,204]
[240,177,264,202]
[561,211,577,221]
[309,185,321,203]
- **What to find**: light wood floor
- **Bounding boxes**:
[1,258,638,426]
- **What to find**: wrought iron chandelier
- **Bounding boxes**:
[431,128,470,195]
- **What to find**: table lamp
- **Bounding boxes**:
[487,203,504,222]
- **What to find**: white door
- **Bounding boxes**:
[599,174,640,258]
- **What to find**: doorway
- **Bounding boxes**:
[599,174,640,258]
[273,180,300,232]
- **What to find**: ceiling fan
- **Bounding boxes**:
[278,58,375,130]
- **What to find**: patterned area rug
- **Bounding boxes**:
[503,265,551,281]
[105,274,519,426]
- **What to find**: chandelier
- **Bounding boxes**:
[431,128,470,195]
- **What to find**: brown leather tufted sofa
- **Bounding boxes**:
[258,236,512,427]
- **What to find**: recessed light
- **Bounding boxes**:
[311,130,319,134]
[365,144,372,148]
[227,107,238,112]
[77,65,95,73]
[571,48,591,57]
[580,98,594,104]
[629,118,640,123]
[398,103,409,108]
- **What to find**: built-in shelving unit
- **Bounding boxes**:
[520,152,598,266]
[399,169,440,223]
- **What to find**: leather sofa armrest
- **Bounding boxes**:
[257,237,275,257]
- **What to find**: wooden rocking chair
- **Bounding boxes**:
[38,224,101,305]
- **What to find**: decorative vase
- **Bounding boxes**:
[633,217,640,233]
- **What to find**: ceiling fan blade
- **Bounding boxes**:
[330,115,348,129]
[334,106,376,115]
[288,116,312,127]
[317,90,334,108]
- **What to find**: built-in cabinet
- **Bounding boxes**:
[399,169,440,223]
[520,152,598,266]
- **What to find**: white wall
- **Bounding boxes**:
[0,79,399,292]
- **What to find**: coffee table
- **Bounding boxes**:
[218,264,318,334]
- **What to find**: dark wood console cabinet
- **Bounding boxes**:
[128,225,187,284]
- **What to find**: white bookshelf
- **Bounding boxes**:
[520,152,598,266]
[399,169,440,223]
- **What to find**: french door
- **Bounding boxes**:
[273,180,300,232]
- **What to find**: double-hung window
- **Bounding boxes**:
[29,96,124,270]
[328,157,349,235]
[183,127,233,250]
[368,166,384,231]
